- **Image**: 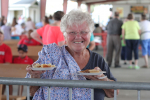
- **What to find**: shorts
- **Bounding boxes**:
[140,39,150,56]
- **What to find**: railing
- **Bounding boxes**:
[0,77,150,100]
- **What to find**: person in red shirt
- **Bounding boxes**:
[31,11,65,46]
[0,31,12,63]
[13,44,33,64]
[13,44,33,95]
[0,30,13,95]
[18,29,41,46]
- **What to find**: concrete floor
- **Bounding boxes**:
[95,46,150,100]
[7,46,150,100]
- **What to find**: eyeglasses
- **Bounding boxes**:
[66,31,89,36]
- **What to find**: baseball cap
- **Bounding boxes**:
[18,44,28,52]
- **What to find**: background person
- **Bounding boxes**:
[1,18,11,40]
[0,31,12,63]
[13,44,33,65]
[93,23,102,33]
[139,14,150,68]
[0,31,13,95]
[87,33,95,50]
[18,29,41,46]
[11,17,20,40]
[13,44,33,96]
[48,15,54,24]
[0,16,5,27]
[106,12,123,68]
[25,17,35,31]
[31,16,50,44]
[15,23,26,40]
[26,10,118,100]
[122,13,141,69]
[31,11,65,46]
[120,35,127,65]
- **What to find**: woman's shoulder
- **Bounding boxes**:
[89,50,104,60]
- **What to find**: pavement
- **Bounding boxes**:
[94,46,150,100]
[5,46,150,100]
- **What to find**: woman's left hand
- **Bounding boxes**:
[84,67,107,81]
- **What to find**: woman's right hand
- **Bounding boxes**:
[26,63,45,78]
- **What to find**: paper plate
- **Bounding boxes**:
[77,71,106,75]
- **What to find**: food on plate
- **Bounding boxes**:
[41,64,55,68]
[80,69,100,73]
[89,69,100,73]
[33,63,41,68]
[33,63,55,68]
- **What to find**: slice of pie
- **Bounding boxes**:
[80,69,100,73]
[33,63,55,68]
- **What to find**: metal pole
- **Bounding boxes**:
[6,85,9,100]
[69,88,72,100]
[27,86,30,100]
[91,89,94,100]
[48,87,50,100]
[114,89,117,100]
[1,77,150,90]
[137,90,140,100]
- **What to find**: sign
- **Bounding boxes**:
[131,6,148,14]
[116,7,124,17]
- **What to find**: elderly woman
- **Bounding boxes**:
[26,10,118,100]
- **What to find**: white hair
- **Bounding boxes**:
[60,9,94,36]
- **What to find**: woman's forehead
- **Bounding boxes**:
[66,22,89,31]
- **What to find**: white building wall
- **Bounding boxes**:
[7,10,14,24]
[113,5,130,19]
[29,7,40,23]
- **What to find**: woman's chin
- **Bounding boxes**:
[73,47,85,52]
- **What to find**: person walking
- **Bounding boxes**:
[139,14,150,68]
[122,13,141,69]
[106,12,123,68]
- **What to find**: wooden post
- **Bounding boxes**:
[87,4,91,13]
[63,0,68,14]
[1,0,9,17]
[77,0,82,8]
[40,0,46,20]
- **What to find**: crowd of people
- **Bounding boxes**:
[0,9,149,100]
[106,12,150,69]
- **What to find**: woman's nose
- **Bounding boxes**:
[75,33,82,38]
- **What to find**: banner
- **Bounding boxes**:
[131,6,148,14]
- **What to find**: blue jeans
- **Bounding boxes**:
[125,40,139,60]
[140,39,150,56]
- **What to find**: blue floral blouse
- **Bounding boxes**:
[26,43,91,100]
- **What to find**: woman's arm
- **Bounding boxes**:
[84,67,119,98]
[102,78,119,98]
[138,30,141,35]
[58,41,65,46]
[89,41,95,51]
[31,30,43,44]
[26,65,45,96]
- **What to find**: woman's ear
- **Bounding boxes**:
[64,36,67,45]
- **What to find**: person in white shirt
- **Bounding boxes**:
[139,14,150,68]
[25,17,35,31]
